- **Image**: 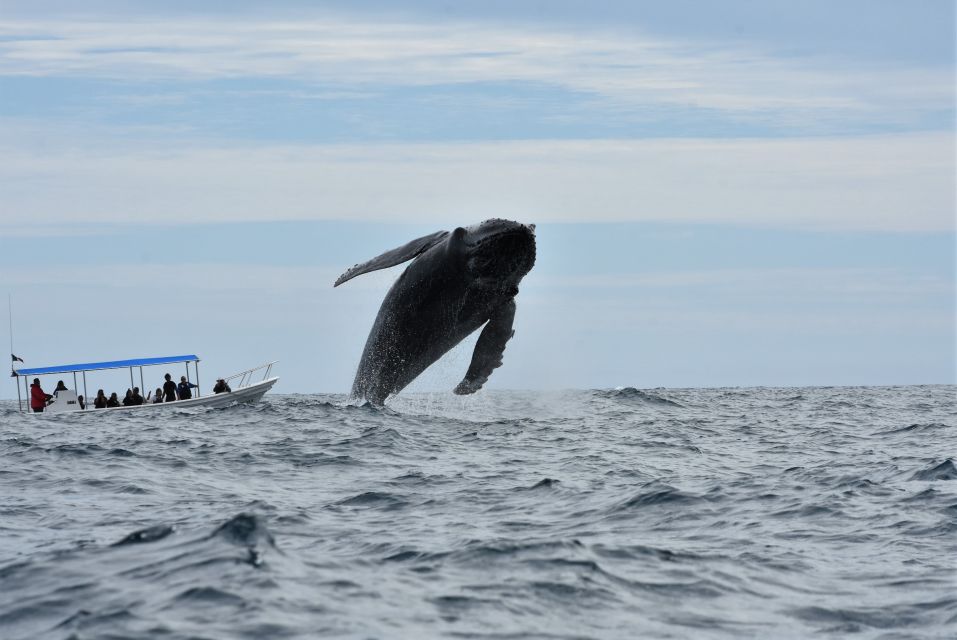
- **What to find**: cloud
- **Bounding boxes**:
[1,13,952,233]
[0,14,951,123]
[0,132,952,232]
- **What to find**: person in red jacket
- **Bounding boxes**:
[30,378,52,413]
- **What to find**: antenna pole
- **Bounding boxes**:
[7,293,13,372]
[8,294,13,372]
[9,294,16,409]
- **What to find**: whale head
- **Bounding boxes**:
[461,218,536,289]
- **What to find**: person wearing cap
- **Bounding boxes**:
[177,376,198,400]
[213,378,231,394]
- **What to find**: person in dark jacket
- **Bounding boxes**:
[213,378,231,394]
[162,373,177,402]
[30,378,52,413]
[122,389,134,406]
[106,392,120,408]
[78,395,86,410]
[177,376,198,400]
[94,389,107,409]
[131,387,144,405]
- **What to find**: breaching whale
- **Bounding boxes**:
[334,219,536,404]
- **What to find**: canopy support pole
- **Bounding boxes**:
[129,367,134,391]
[23,377,28,412]
[16,375,22,412]
[82,372,88,410]
[195,361,200,398]
[139,367,144,395]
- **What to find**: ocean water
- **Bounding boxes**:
[0,385,955,639]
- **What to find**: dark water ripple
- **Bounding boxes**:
[0,385,955,639]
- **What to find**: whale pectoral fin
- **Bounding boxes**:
[334,230,449,287]
[454,300,516,395]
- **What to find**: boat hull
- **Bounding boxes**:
[40,377,279,414]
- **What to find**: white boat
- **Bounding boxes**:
[11,355,278,414]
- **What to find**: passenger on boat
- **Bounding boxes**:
[131,387,145,406]
[162,373,177,402]
[78,395,86,410]
[53,380,69,396]
[213,378,231,394]
[151,388,164,404]
[178,376,198,400]
[94,389,107,409]
[122,389,134,406]
[30,378,52,413]
[107,392,120,408]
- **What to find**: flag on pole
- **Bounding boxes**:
[11,354,23,363]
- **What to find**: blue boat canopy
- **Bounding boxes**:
[15,355,199,376]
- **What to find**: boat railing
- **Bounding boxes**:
[223,361,278,390]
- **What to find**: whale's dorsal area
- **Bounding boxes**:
[334,230,450,287]
[334,219,536,404]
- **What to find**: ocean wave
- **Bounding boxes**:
[910,458,957,481]
[0,386,954,638]
[611,482,705,511]
[595,387,684,406]
[0,512,289,639]
[288,452,359,468]
[789,597,957,631]
[113,524,176,546]
[211,513,276,549]
[334,491,409,510]
[876,422,952,435]
[518,477,560,490]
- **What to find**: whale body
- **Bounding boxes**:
[334,219,536,404]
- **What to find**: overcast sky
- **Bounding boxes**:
[1,1,954,398]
